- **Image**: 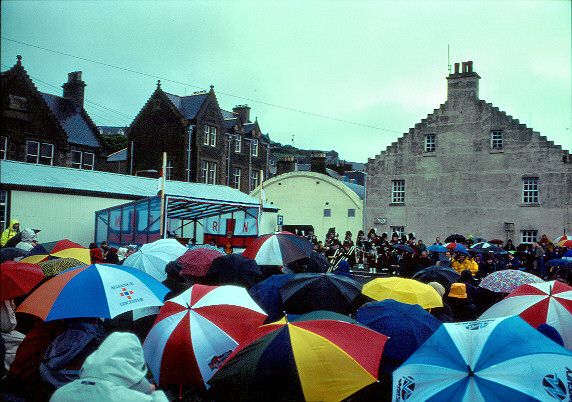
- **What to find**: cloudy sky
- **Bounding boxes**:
[2,0,570,162]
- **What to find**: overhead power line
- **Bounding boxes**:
[2,36,402,134]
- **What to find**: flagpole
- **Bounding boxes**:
[258,169,264,235]
[159,152,167,238]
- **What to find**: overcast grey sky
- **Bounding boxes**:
[2,0,570,162]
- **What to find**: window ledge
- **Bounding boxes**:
[520,203,540,207]
[423,152,436,157]
[389,203,405,206]
[489,149,504,154]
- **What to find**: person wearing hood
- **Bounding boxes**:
[50,332,168,402]
[1,219,20,247]
[1,300,25,372]
[15,228,38,251]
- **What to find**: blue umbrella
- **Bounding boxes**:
[427,244,448,253]
[248,273,294,322]
[563,249,572,258]
[546,259,572,268]
[393,244,415,253]
[356,300,441,373]
[393,316,572,401]
[453,243,469,255]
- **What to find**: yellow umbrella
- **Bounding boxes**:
[362,277,443,309]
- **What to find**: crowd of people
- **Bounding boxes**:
[1,220,571,401]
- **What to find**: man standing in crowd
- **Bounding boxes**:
[0,219,20,247]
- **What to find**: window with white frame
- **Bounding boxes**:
[200,160,217,184]
[26,141,54,165]
[233,167,242,189]
[521,230,538,244]
[391,180,405,204]
[0,136,7,160]
[235,135,242,153]
[391,226,405,237]
[210,126,217,147]
[208,161,217,184]
[203,126,210,146]
[252,139,259,156]
[522,177,539,204]
[424,134,436,152]
[490,130,503,149]
[201,160,209,183]
[71,150,95,170]
[250,170,259,192]
[165,158,173,180]
[0,190,7,233]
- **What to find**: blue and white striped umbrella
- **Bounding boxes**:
[392,316,572,401]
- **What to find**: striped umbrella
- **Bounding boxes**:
[20,239,91,265]
[242,232,314,266]
[208,311,388,402]
[123,239,188,281]
[143,284,267,388]
[479,270,543,294]
[393,316,572,401]
[481,281,572,349]
[17,263,169,321]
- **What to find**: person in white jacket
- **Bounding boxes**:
[50,332,168,402]
[0,299,25,372]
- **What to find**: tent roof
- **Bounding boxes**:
[0,160,277,212]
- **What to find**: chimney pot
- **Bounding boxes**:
[454,63,460,74]
[467,61,473,73]
[276,156,297,175]
[233,105,251,124]
[16,55,22,66]
[62,71,86,109]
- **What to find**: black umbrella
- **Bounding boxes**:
[412,266,461,287]
[279,273,363,315]
[0,247,29,263]
[445,234,467,243]
[286,251,329,273]
[3,233,22,248]
[392,243,415,253]
[206,254,264,288]
[469,243,506,255]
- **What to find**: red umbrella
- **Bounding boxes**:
[178,248,223,277]
[0,261,45,301]
[242,232,314,266]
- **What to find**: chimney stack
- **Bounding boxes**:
[233,105,251,125]
[310,151,327,174]
[446,60,480,103]
[62,71,86,109]
[276,156,297,175]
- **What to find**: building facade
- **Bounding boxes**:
[1,56,106,171]
[365,61,571,243]
[126,83,269,193]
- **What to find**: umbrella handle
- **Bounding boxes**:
[179,384,183,401]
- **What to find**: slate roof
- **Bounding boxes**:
[164,92,209,120]
[221,109,237,119]
[107,148,127,162]
[40,93,101,148]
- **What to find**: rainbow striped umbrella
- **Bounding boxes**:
[17,263,168,321]
[20,239,91,265]
[208,311,388,402]
[242,232,314,266]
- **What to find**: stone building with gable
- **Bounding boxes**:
[1,55,106,170]
[365,61,571,243]
[126,82,269,193]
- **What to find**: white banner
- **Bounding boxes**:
[204,216,257,236]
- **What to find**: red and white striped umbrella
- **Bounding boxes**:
[143,284,267,388]
[242,232,314,266]
[481,280,572,349]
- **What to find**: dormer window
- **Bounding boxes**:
[491,130,503,149]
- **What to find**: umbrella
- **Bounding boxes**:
[479,269,543,294]
[412,266,461,287]
[356,300,442,373]
[470,242,507,255]
[38,257,86,276]
[468,236,487,243]
[21,239,91,265]
[123,239,187,281]
[208,311,388,402]
[143,284,267,388]
[285,250,329,274]
[564,249,572,258]
[393,315,572,401]
[393,243,415,253]
[279,273,363,315]
[362,277,443,309]
[444,234,467,243]
[0,247,29,263]
[242,232,314,266]
[488,239,505,245]
[178,248,223,277]
[17,263,169,321]
[0,261,45,301]
[546,258,572,268]
[559,240,572,248]
[553,234,570,244]
[481,280,572,349]
[249,274,294,322]
[426,244,448,253]
[206,254,264,288]
[452,243,469,254]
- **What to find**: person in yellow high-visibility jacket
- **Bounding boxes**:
[452,252,479,276]
[0,219,20,247]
